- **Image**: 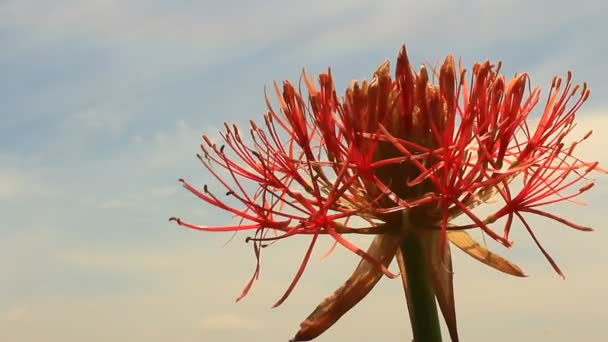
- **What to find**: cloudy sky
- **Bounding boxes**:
[1,0,607,341]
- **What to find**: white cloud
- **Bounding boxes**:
[95,185,179,209]
[71,107,133,135]
[149,185,179,198]
[97,198,136,209]
[0,168,51,200]
[200,314,259,332]
[0,170,26,199]
[303,0,607,55]
[143,119,204,168]
[3,306,29,322]
[0,0,368,48]
[572,109,608,165]
[55,244,204,274]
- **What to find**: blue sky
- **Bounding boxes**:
[1,0,607,341]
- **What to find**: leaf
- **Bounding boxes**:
[447,230,526,277]
[291,232,403,341]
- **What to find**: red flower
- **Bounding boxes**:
[171,44,603,341]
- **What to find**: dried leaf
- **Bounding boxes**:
[291,233,402,341]
[448,230,526,277]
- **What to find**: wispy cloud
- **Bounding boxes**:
[0,167,53,200]
[1,0,606,341]
[200,314,260,332]
[0,0,369,48]
[3,306,29,323]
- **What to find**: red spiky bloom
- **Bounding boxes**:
[171,44,603,341]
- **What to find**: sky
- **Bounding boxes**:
[1,0,607,341]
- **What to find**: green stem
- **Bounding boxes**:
[401,233,443,342]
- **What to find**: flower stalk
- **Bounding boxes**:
[400,232,443,342]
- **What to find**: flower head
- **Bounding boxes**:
[171,44,603,340]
